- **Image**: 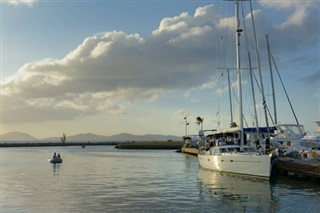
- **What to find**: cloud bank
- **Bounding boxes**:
[2,3,319,123]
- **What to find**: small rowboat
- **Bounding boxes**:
[49,157,63,164]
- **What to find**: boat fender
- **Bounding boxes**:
[303,152,308,158]
[311,151,318,158]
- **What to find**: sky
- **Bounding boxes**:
[0,0,319,139]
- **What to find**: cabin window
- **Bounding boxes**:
[243,147,256,152]
[228,148,237,153]
[220,148,227,153]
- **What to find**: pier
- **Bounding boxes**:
[273,157,320,179]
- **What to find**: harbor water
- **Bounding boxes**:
[1,146,320,212]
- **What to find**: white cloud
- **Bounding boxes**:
[1,3,319,124]
[258,0,318,27]
[5,0,37,7]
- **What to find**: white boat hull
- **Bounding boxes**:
[198,153,272,178]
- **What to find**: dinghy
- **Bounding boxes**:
[49,157,63,164]
[49,153,63,164]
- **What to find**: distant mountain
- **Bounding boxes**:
[109,133,144,141]
[68,133,109,141]
[108,133,181,142]
[1,131,38,141]
[42,133,182,142]
[40,136,60,142]
[1,131,181,142]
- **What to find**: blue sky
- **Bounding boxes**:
[1,0,319,138]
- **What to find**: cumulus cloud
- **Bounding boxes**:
[258,0,319,36]
[258,0,318,27]
[1,3,319,123]
[5,0,37,7]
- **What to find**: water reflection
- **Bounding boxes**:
[198,169,277,212]
[52,164,61,176]
[2,147,320,213]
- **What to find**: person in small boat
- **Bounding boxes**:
[57,153,61,159]
[53,152,57,159]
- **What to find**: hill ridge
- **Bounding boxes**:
[1,131,181,142]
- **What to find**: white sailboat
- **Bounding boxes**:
[198,0,272,179]
[198,128,272,178]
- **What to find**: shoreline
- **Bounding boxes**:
[115,141,184,149]
[0,141,184,149]
[0,141,119,147]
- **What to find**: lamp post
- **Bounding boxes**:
[184,116,189,136]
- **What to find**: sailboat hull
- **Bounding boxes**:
[198,153,272,178]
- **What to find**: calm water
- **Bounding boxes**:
[1,146,319,213]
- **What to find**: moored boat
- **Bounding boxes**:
[198,146,272,178]
[198,128,272,178]
[271,123,320,160]
[181,135,199,155]
[197,0,272,179]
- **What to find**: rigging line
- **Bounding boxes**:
[249,0,270,134]
[216,2,232,130]
[240,3,275,127]
[215,25,223,130]
[227,69,234,124]
[223,2,232,67]
[218,2,232,69]
[218,36,223,70]
[231,86,250,128]
[215,83,222,131]
[241,0,259,135]
[270,53,302,133]
[251,71,275,126]
[266,34,278,125]
[240,2,274,129]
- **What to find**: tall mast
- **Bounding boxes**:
[227,69,234,125]
[235,0,244,145]
[240,1,259,139]
[266,34,277,125]
[249,0,270,136]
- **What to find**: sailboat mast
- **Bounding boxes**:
[266,34,277,125]
[227,69,234,124]
[249,0,270,136]
[235,0,244,145]
[240,1,260,140]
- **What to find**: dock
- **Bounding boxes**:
[181,147,198,156]
[273,157,320,179]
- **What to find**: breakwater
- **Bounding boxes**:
[115,141,184,149]
[0,141,118,147]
